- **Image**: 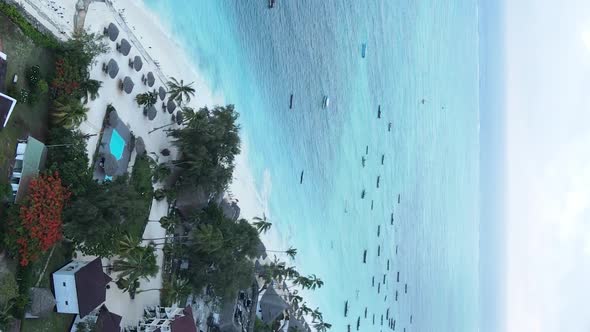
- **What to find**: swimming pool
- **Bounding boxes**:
[110,129,125,160]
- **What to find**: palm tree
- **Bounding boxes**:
[313,321,332,332]
[80,79,102,104]
[193,224,224,254]
[297,303,312,318]
[267,246,297,260]
[253,214,272,234]
[137,277,191,304]
[113,245,158,282]
[52,99,89,128]
[310,308,323,323]
[135,91,158,108]
[167,77,195,106]
[307,274,324,290]
[289,292,303,307]
[118,233,141,256]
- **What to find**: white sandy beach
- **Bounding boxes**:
[14,0,285,327]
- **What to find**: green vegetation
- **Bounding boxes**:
[46,127,92,197]
[168,105,241,193]
[253,214,272,234]
[51,98,89,128]
[0,3,60,49]
[0,13,56,178]
[167,77,195,106]
[135,90,158,108]
[173,204,259,298]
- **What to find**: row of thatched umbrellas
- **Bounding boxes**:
[103,22,182,124]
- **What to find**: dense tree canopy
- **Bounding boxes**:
[46,127,92,197]
[63,176,148,257]
[183,204,259,297]
[168,105,241,193]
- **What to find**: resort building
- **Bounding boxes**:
[139,305,197,332]
[70,305,123,332]
[257,284,290,326]
[9,136,47,202]
[52,258,112,317]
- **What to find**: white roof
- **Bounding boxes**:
[0,51,6,61]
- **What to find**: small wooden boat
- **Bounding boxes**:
[372,276,374,286]
[377,105,381,118]
[364,307,367,318]
[362,156,366,167]
[323,96,330,109]
[269,0,275,8]
[388,122,392,131]
[383,274,386,284]
[361,43,367,58]
[365,145,369,155]
[376,176,380,188]
[372,314,375,325]
[300,170,304,184]
[289,94,293,109]
[371,200,374,210]
[395,290,398,301]
[380,315,383,326]
[410,315,413,324]
[377,245,380,256]
[377,283,380,293]
[381,154,385,165]
[405,283,408,293]
[390,213,394,225]
[398,194,401,203]
[363,250,367,263]
[344,300,348,317]
[386,308,389,320]
[387,259,390,270]
[361,189,366,199]
[377,225,381,237]
[357,317,360,330]
[397,271,400,282]
[395,245,398,254]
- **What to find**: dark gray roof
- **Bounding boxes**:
[147,72,155,87]
[108,110,119,127]
[166,99,176,113]
[29,287,56,317]
[135,137,145,155]
[107,23,119,41]
[158,86,167,100]
[107,59,119,79]
[121,77,134,94]
[118,39,131,56]
[133,56,143,71]
[95,305,122,332]
[146,105,157,120]
[171,306,197,332]
[74,258,112,317]
[259,284,289,325]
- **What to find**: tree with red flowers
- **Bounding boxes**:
[8,172,70,266]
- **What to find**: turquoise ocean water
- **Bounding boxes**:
[143,1,481,331]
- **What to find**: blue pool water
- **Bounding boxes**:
[110,129,125,160]
[144,1,481,331]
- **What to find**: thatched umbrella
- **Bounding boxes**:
[107,23,119,41]
[147,72,155,87]
[175,111,184,125]
[146,105,157,120]
[166,99,177,114]
[121,76,134,94]
[103,153,119,176]
[108,110,119,127]
[158,86,167,100]
[107,59,119,79]
[96,305,122,332]
[118,38,131,56]
[133,56,143,71]
[135,137,145,155]
[29,288,56,318]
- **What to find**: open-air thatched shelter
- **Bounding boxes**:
[117,38,131,56]
[146,105,157,120]
[158,86,167,100]
[28,288,56,318]
[105,23,119,41]
[120,76,134,94]
[106,59,119,79]
[135,137,145,155]
[133,56,143,71]
[166,99,177,114]
[147,72,155,87]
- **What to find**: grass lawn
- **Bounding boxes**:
[20,242,75,332]
[0,13,56,179]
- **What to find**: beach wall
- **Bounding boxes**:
[0,0,62,39]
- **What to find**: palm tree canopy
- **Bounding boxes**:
[113,245,158,282]
[167,77,195,106]
[52,99,89,129]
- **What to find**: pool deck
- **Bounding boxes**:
[92,113,133,181]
